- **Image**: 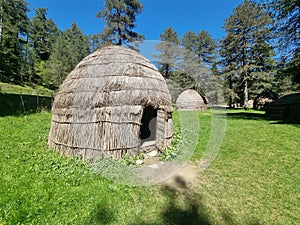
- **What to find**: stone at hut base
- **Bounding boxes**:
[146,150,158,158]
[136,159,144,165]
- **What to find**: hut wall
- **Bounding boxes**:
[164,116,173,146]
[49,105,143,159]
[155,110,166,151]
[154,111,174,151]
[266,102,300,123]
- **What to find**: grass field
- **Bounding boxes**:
[0,110,299,224]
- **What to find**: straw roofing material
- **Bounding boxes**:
[48,45,173,160]
[176,89,208,111]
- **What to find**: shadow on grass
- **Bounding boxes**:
[226,111,267,121]
[131,176,262,225]
[129,176,213,225]
[160,176,212,225]
[225,110,300,126]
[87,176,263,225]
[86,202,116,225]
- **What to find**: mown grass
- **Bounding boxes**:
[0,110,299,224]
[194,110,300,224]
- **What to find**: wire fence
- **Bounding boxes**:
[0,93,53,116]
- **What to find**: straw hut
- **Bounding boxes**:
[176,89,208,111]
[266,92,300,123]
[48,45,173,160]
[253,90,278,110]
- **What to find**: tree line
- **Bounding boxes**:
[154,0,299,107]
[0,1,91,90]
[0,0,299,107]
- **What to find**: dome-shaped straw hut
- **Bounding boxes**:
[48,45,173,160]
[176,89,208,111]
[254,90,278,110]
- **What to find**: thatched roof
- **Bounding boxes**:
[48,45,173,159]
[268,92,300,105]
[53,45,172,113]
[176,89,208,111]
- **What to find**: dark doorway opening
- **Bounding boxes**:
[140,106,157,145]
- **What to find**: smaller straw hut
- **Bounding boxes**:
[254,90,278,110]
[176,89,208,111]
[48,45,173,160]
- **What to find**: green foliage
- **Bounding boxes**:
[0,3,89,91]
[34,60,46,78]
[219,0,274,106]
[182,30,216,66]
[88,33,104,51]
[289,48,300,84]
[44,23,89,90]
[0,0,29,84]
[155,27,181,78]
[43,35,69,89]
[265,0,300,88]
[30,8,60,61]
[64,22,90,68]
[159,27,180,45]
[267,0,300,55]
[96,0,144,46]
[160,110,181,161]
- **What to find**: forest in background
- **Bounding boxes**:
[0,0,299,107]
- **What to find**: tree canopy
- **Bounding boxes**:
[96,0,144,46]
[219,0,274,107]
[0,0,298,103]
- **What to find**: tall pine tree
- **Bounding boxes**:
[155,27,180,78]
[219,32,240,108]
[182,30,216,66]
[267,0,300,86]
[29,8,60,84]
[96,0,144,46]
[30,8,59,61]
[64,22,90,69]
[44,23,89,90]
[44,35,69,89]
[220,0,274,107]
[0,0,29,83]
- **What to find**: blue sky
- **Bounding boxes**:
[26,0,245,40]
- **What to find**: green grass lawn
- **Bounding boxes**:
[0,110,299,224]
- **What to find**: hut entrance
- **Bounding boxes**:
[140,106,157,146]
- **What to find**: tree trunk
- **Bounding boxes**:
[0,2,3,44]
[228,74,233,108]
[242,29,248,109]
[165,63,170,78]
[117,8,122,46]
[244,79,249,109]
[117,35,122,45]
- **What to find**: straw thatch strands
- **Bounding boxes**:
[176,89,208,111]
[48,45,173,160]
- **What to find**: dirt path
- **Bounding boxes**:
[159,161,201,191]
